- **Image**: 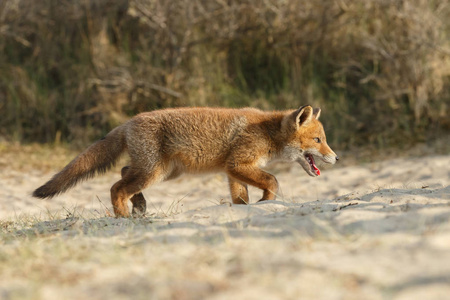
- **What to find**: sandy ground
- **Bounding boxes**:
[0,154,450,299]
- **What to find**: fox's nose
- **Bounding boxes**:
[335,156,339,161]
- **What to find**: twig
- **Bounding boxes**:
[96,196,113,217]
[333,202,358,211]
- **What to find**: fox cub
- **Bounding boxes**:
[33,105,338,217]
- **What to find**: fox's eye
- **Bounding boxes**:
[314,137,321,143]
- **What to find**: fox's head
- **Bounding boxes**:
[281,105,338,177]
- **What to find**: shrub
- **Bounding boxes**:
[0,0,448,148]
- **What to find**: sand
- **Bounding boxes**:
[0,154,449,299]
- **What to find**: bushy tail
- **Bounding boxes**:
[33,126,127,199]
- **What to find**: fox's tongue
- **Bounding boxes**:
[306,154,321,176]
[313,164,320,176]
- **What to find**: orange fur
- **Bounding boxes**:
[33,106,338,217]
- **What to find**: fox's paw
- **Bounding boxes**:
[131,193,147,218]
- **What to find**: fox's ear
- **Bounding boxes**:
[293,105,313,128]
[313,108,321,120]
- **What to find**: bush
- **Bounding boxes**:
[0,0,448,148]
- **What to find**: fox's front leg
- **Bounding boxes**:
[227,165,278,202]
[121,166,146,216]
[228,176,249,204]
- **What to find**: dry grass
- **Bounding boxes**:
[0,143,77,172]
[0,0,448,148]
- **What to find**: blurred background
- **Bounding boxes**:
[0,0,449,150]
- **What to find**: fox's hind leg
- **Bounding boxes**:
[228,176,249,204]
[111,165,164,218]
[121,166,146,217]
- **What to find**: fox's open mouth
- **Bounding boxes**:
[305,154,320,176]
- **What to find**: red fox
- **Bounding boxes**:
[33,105,338,217]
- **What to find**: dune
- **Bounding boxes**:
[0,154,449,299]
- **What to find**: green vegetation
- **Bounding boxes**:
[0,0,449,148]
